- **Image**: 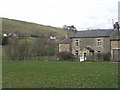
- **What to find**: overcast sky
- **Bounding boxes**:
[0,0,119,30]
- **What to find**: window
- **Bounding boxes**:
[75,50,78,57]
[98,51,101,53]
[97,51,101,59]
[75,40,79,46]
[96,39,102,46]
[84,52,87,57]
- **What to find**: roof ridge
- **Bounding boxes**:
[71,29,114,38]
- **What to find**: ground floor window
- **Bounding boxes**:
[84,52,87,57]
[75,50,78,57]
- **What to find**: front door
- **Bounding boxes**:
[113,49,120,61]
[79,52,87,62]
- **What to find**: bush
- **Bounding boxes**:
[86,52,111,62]
[2,36,9,45]
[4,36,58,61]
[102,53,111,61]
[33,38,58,57]
[58,51,75,61]
[4,37,28,61]
[31,34,39,38]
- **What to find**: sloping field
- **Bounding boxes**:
[2,18,74,38]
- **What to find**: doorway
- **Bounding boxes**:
[113,49,120,61]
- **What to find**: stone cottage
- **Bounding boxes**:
[59,29,120,61]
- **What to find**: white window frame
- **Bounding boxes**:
[75,40,79,46]
[75,50,78,57]
[96,39,102,46]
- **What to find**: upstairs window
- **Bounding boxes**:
[75,40,79,46]
[96,39,102,46]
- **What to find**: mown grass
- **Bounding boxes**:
[2,61,118,88]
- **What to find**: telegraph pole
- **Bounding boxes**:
[24,34,27,61]
[112,19,114,26]
[108,18,117,28]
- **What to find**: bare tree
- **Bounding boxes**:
[33,37,48,57]
[5,36,27,61]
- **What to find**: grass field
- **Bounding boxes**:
[2,61,118,88]
[2,18,74,38]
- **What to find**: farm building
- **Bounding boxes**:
[59,28,120,61]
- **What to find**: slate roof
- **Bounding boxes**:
[70,30,114,38]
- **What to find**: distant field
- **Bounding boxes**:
[2,18,74,38]
[2,61,118,88]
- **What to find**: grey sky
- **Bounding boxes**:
[0,0,119,30]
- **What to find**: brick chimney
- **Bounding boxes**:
[113,22,119,31]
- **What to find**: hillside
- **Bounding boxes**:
[2,18,74,38]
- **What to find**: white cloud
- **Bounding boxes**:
[0,0,119,30]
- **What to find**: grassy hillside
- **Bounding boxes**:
[2,18,74,38]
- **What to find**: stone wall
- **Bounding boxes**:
[111,40,120,60]
[111,41,120,49]
[71,37,111,57]
[59,44,70,52]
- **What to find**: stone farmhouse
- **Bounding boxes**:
[59,29,120,62]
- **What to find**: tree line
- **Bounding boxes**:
[62,25,77,31]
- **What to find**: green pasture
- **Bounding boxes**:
[2,61,118,88]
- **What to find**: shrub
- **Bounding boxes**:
[102,53,111,61]
[4,37,18,60]
[4,37,28,61]
[2,36,9,45]
[86,52,111,62]
[33,38,57,57]
[58,51,75,61]
[31,34,39,38]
